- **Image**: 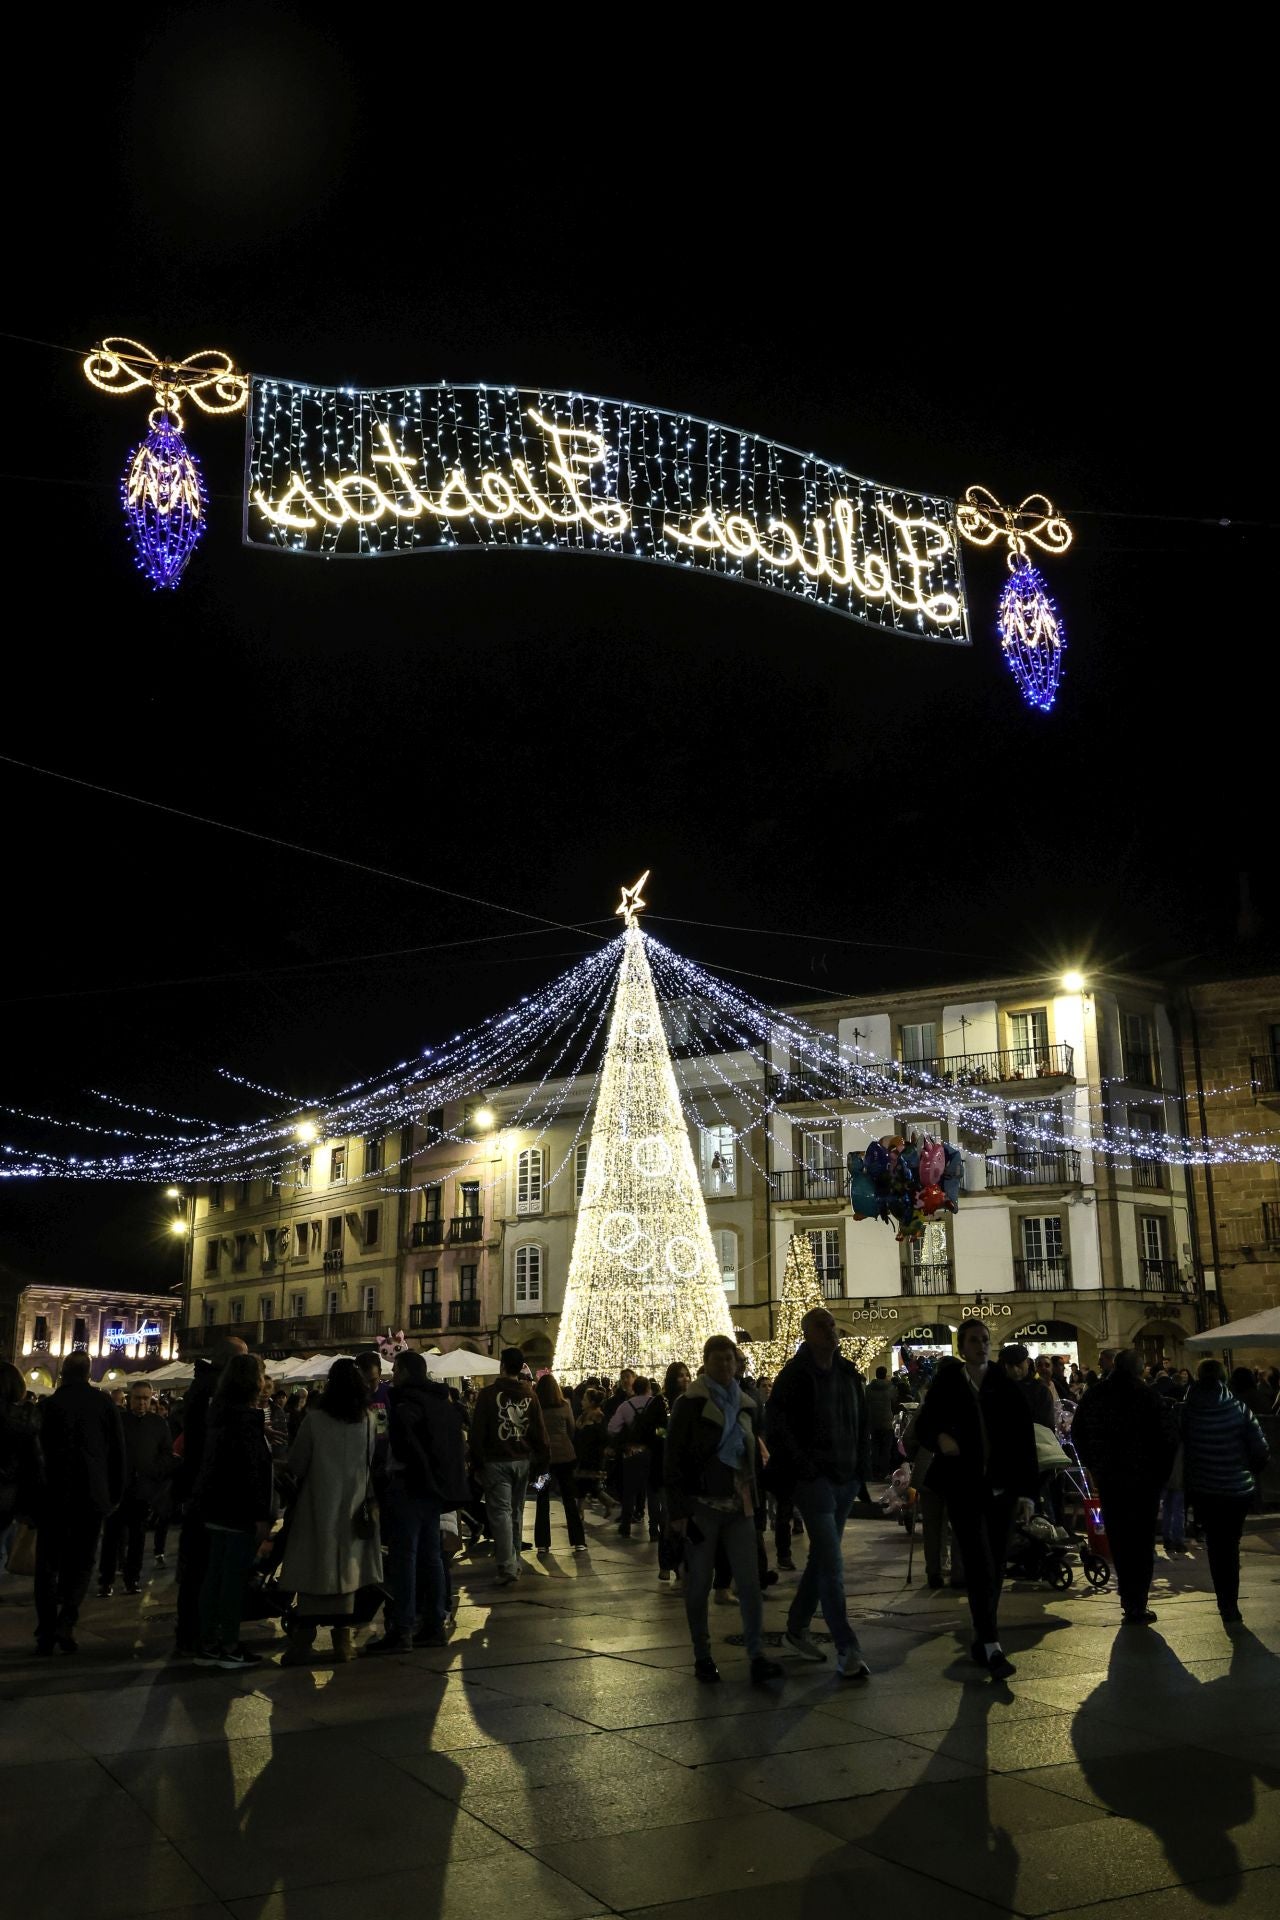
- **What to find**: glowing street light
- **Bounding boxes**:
[1062,970,1086,992]
[169,1218,189,1236]
[295,1120,319,1144]
[473,1106,496,1131]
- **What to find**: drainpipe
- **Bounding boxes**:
[1170,1000,1207,1335]
[1187,994,1227,1327]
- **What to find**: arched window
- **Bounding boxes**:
[514,1245,543,1311]
[712,1229,737,1295]
[516,1147,544,1215]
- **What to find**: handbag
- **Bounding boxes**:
[351,1421,379,1539]
[5,1520,37,1576]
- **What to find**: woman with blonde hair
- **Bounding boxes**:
[278,1358,382,1662]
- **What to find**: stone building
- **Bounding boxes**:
[7,1281,180,1391]
[1181,973,1280,1363]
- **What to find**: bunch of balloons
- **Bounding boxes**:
[847,1135,964,1241]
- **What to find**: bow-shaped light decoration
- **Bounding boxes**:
[84,338,248,590]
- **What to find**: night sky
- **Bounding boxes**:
[3,16,1271,1290]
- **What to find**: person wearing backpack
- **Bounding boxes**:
[609,1377,661,1538]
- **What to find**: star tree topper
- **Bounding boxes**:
[616,871,650,929]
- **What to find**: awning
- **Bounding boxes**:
[1186,1307,1280,1349]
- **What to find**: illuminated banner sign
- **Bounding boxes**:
[244,378,971,643]
[107,1321,160,1348]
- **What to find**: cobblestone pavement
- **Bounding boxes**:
[2,1503,1277,1919]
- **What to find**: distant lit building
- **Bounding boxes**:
[10,1283,180,1392]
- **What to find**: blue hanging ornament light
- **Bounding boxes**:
[122,399,206,589]
[83,338,247,590]
[956,485,1074,713]
[997,555,1065,712]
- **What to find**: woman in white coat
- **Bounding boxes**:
[279,1359,382,1662]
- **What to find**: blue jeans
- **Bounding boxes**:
[787,1476,860,1654]
[483,1460,530,1579]
[382,1479,445,1638]
[682,1502,763,1660]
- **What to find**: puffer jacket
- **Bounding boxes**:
[1182,1381,1269,1498]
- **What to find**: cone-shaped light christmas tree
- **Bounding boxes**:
[754,1233,884,1378]
[553,887,736,1377]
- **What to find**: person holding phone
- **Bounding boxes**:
[664,1334,783,1687]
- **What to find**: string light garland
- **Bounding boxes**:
[553,896,735,1376]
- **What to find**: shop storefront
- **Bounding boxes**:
[895,1322,955,1371]
[1009,1318,1081,1367]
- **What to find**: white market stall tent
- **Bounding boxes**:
[423,1350,501,1379]
[1186,1308,1280,1350]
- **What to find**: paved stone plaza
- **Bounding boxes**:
[1,1507,1278,1920]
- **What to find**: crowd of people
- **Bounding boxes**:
[0,1329,1273,1684]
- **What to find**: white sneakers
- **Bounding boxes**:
[835,1646,871,1680]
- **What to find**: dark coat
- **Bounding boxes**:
[914,1358,1038,1501]
[193,1403,274,1531]
[1071,1372,1176,1493]
[469,1376,549,1469]
[121,1409,174,1504]
[664,1377,761,1520]
[387,1381,469,1504]
[0,1401,42,1521]
[766,1347,870,1488]
[175,1360,216,1502]
[37,1380,126,1518]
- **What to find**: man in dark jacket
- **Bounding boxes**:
[174,1338,247,1655]
[766,1307,872,1680]
[469,1348,549,1586]
[1073,1347,1178,1626]
[915,1319,1038,1680]
[864,1367,898,1480]
[33,1351,126,1654]
[365,1350,469,1653]
[1000,1346,1056,1432]
[98,1379,173,1596]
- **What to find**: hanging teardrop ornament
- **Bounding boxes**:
[998,553,1065,712]
[84,339,246,589]
[121,398,207,589]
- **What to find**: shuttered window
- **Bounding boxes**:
[517,1147,544,1215]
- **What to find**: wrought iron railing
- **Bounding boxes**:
[409,1301,442,1329]
[412,1218,445,1247]
[1139,1258,1185,1293]
[450,1216,484,1244]
[449,1299,482,1326]
[1264,1200,1280,1245]
[1122,1051,1159,1087]
[323,1248,344,1273]
[1131,1158,1164,1190]
[1251,1054,1280,1098]
[817,1267,843,1300]
[907,1044,1075,1088]
[985,1151,1082,1188]
[771,1169,848,1204]
[1014,1257,1072,1292]
[904,1262,953,1297]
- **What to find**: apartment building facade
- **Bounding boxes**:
[9,1283,180,1391]
[180,966,1226,1372]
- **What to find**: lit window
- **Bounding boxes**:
[514,1245,543,1309]
[364,1136,384,1175]
[712,1229,737,1294]
[517,1148,544,1215]
[575,1139,591,1200]
[330,1145,346,1184]
[700,1125,736,1194]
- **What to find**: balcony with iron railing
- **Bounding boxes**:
[904,1261,953,1297]
[816,1267,843,1300]
[449,1215,484,1244]
[1014,1256,1072,1292]
[449,1298,482,1327]
[985,1150,1082,1189]
[766,1043,1074,1106]
[1130,1157,1164,1190]
[409,1301,442,1330]
[771,1168,848,1205]
[1121,1050,1159,1088]
[1251,1053,1280,1100]
[906,1044,1075,1090]
[1139,1258,1186,1294]
[323,1248,344,1274]
[412,1218,445,1247]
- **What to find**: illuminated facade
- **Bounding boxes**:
[181,1133,409,1362]
[178,968,1210,1373]
[8,1283,180,1392]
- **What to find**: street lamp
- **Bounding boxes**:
[1062,971,1086,993]
[295,1120,319,1144]
[169,1218,188,1236]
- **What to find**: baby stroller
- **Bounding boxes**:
[1060,1430,1111,1589]
[1005,1422,1086,1591]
